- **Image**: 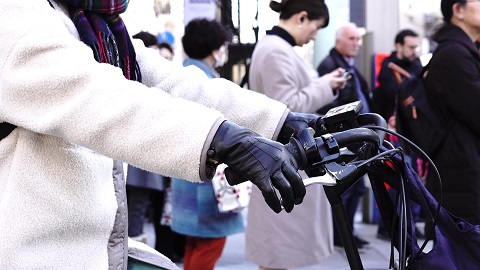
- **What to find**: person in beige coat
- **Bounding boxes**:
[245,1,347,269]
[0,0,318,269]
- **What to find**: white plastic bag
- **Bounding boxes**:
[211,164,252,213]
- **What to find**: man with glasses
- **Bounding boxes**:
[373,29,422,121]
[372,29,424,240]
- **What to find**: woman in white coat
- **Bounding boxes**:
[0,1,315,269]
[246,1,347,269]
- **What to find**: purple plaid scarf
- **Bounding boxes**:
[58,0,141,81]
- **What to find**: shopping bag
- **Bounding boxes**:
[160,179,173,226]
[211,164,252,213]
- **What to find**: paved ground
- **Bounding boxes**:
[144,213,427,270]
[213,223,390,270]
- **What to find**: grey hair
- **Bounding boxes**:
[335,22,358,40]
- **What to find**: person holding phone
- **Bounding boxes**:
[245,1,347,269]
[316,22,373,249]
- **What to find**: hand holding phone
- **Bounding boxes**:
[325,68,350,90]
[341,71,352,79]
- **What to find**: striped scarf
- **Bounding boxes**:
[60,0,141,81]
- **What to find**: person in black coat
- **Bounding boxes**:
[373,29,423,121]
[423,0,480,225]
[317,22,372,115]
[316,22,372,248]
[372,29,425,240]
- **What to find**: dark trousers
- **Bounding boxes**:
[127,186,152,237]
[150,188,185,261]
[126,185,185,261]
[333,177,366,242]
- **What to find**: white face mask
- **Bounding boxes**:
[214,45,228,68]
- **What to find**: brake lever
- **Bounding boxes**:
[339,147,357,156]
[303,162,358,187]
[303,172,337,187]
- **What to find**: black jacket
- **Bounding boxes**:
[316,48,372,114]
[424,24,480,224]
[373,52,423,121]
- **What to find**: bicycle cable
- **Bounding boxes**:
[354,148,407,270]
[364,125,443,269]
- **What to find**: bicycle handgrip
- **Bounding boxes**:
[286,127,380,171]
[356,113,387,142]
[331,127,380,147]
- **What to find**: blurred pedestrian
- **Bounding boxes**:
[246,1,348,269]
[133,31,159,48]
[373,29,422,122]
[372,29,426,240]
[423,0,480,225]
[170,19,244,270]
[158,42,174,61]
[317,22,372,249]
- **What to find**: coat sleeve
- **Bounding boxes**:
[317,56,336,76]
[135,42,288,139]
[428,44,480,136]
[0,1,287,182]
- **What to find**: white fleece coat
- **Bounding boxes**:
[0,1,288,269]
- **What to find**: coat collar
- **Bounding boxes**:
[183,58,219,79]
[266,26,296,47]
[328,48,350,70]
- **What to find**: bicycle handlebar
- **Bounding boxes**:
[285,127,380,172]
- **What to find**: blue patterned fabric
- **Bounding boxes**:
[170,58,244,238]
[171,179,244,238]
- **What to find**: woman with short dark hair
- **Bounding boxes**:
[170,18,243,270]
[181,19,229,77]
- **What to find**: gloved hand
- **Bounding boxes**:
[277,111,323,144]
[206,121,305,213]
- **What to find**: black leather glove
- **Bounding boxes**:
[206,121,305,213]
[277,111,322,144]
